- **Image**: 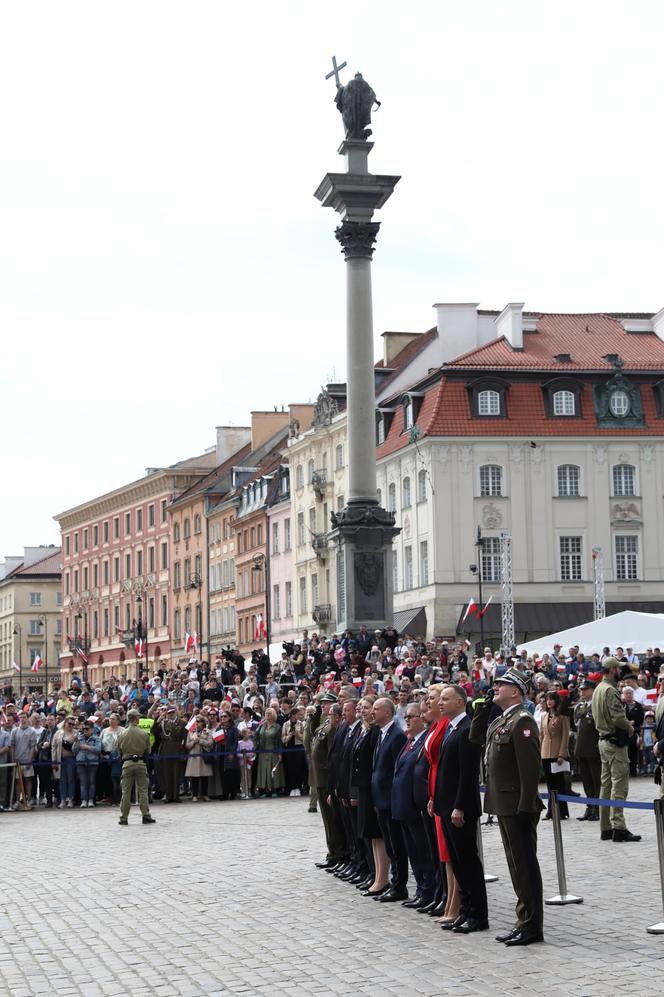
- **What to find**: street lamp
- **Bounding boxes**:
[470,526,486,649]
[74,611,89,684]
[251,553,271,652]
[37,616,48,701]
[136,594,147,682]
[12,623,22,692]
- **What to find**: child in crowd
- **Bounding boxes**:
[238,730,255,799]
[640,712,656,775]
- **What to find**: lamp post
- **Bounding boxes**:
[74,610,89,685]
[38,616,48,702]
[251,553,271,652]
[13,623,22,694]
[188,572,203,661]
[470,526,486,650]
[135,594,147,682]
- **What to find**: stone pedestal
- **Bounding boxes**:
[315,141,401,633]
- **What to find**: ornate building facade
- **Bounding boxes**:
[0,547,61,691]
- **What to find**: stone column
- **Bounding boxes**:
[315,140,401,632]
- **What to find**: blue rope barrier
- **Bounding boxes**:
[479,785,657,811]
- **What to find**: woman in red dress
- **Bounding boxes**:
[423,684,460,924]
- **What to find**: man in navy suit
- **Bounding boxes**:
[391,702,437,909]
[434,685,488,933]
[371,696,409,901]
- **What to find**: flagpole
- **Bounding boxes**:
[475,527,485,650]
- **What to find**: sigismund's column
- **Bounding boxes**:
[314,65,401,632]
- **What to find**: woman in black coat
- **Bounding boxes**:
[350,696,389,895]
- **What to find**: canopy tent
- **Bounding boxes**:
[517,610,664,657]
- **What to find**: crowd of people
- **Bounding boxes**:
[2,627,663,933]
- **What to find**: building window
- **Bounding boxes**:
[404,546,413,590]
[419,541,429,586]
[404,398,414,431]
[136,550,143,576]
[388,483,397,513]
[93,525,99,547]
[377,415,386,445]
[557,464,580,497]
[161,595,168,627]
[307,459,315,484]
[93,564,99,588]
[56,592,62,606]
[184,606,192,633]
[335,444,344,470]
[299,576,307,613]
[174,522,180,542]
[481,537,501,582]
[103,521,109,543]
[336,494,344,511]
[184,558,191,586]
[392,546,398,593]
[65,535,70,556]
[125,512,131,536]
[93,611,98,639]
[296,465,304,489]
[417,469,427,503]
[309,507,316,535]
[284,518,291,550]
[194,514,201,535]
[161,541,168,570]
[65,573,70,595]
[113,517,119,540]
[113,557,119,582]
[83,567,89,590]
[478,389,500,416]
[250,527,256,549]
[161,500,167,524]
[273,584,280,619]
[402,476,411,508]
[553,390,576,416]
[30,592,42,606]
[148,546,155,573]
[183,519,191,540]
[311,572,319,608]
[148,504,155,528]
[137,509,143,532]
[173,562,181,589]
[272,522,279,554]
[83,528,89,550]
[613,464,636,496]
[174,609,181,640]
[103,561,109,585]
[297,513,305,546]
[74,569,79,592]
[609,390,630,418]
[74,532,79,554]
[479,465,503,497]
[29,619,41,635]
[560,536,582,581]
[285,581,292,617]
[615,535,638,580]
[377,487,382,506]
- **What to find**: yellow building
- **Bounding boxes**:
[0,546,62,693]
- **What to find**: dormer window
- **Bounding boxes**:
[376,408,395,446]
[400,393,424,433]
[404,398,414,429]
[553,390,575,416]
[478,390,500,416]
[609,390,630,418]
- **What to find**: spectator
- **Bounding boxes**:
[185,716,214,801]
[540,692,570,820]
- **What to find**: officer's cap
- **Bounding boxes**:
[319,691,337,703]
[127,709,141,719]
[493,667,529,697]
[579,680,596,690]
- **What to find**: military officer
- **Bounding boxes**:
[574,680,600,821]
[591,656,640,842]
[118,709,156,826]
[470,667,544,947]
[306,692,345,869]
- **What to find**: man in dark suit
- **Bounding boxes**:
[391,702,437,909]
[434,685,488,933]
[326,703,350,877]
[334,698,367,883]
[371,696,408,901]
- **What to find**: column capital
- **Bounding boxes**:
[335,220,381,260]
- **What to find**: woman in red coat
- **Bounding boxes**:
[423,684,460,924]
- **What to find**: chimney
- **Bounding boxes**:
[381,331,422,366]
[250,410,290,451]
[215,426,251,466]
[433,303,480,362]
[495,302,524,350]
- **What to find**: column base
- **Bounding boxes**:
[329,503,400,632]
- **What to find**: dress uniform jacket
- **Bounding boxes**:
[574,702,600,759]
[470,703,542,816]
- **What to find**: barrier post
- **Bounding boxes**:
[647,796,664,934]
[476,818,498,883]
[545,790,583,905]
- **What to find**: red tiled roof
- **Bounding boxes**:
[448,313,664,371]
[8,550,62,577]
[171,443,252,506]
[375,328,437,391]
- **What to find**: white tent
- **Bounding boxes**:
[518,610,664,657]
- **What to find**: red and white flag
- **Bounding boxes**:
[254,615,267,640]
[185,715,198,732]
[135,638,145,658]
[213,728,225,743]
[477,595,494,619]
[462,596,479,622]
[11,661,20,672]
[31,654,43,672]
[352,677,363,688]
[193,631,200,650]
[184,632,195,654]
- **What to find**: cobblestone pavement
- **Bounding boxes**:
[1,780,662,996]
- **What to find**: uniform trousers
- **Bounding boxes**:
[316,787,345,862]
[120,760,150,818]
[598,741,629,831]
[497,812,543,935]
[577,755,601,800]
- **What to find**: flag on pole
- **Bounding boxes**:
[193,631,200,650]
[185,715,198,732]
[184,632,195,654]
[31,654,43,672]
[11,661,20,672]
[462,596,479,622]
[254,615,267,640]
[135,638,145,658]
[477,595,494,619]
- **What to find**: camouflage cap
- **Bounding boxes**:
[127,709,141,719]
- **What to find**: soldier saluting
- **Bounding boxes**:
[470,667,544,947]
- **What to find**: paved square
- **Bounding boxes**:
[0,782,662,996]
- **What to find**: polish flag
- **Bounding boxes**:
[462,597,478,622]
[213,728,225,743]
[184,632,195,654]
[352,677,363,688]
[185,715,198,732]
[254,615,267,640]
[135,638,145,658]
[11,661,20,672]
[31,653,43,672]
[477,595,494,619]
[193,632,200,650]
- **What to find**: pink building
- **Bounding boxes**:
[55,452,215,687]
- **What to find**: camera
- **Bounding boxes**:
[282,641,295,657]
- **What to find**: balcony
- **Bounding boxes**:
[312,604,333,625]
[311,469,328,499]
[311,534,328,559]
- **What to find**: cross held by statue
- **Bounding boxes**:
[325,55,347,88]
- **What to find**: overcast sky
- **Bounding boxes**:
[1,1,663,560]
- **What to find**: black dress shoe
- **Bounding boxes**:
[142,815,156,824]
[428,900,448,917]
[576,812,591,821]
[442,915,467,931]
[495,927,520,943]
[453,918,490,933]
[504,930,544,947]
[600,830,613,841]
[378,889,408,903]
[613,829,641,842]
[326,862,344,873]
[401,896,422,908]
[315,859,333,869]
[417,898,439,914]
[356,877,373,890]
[348,872,366,885]
[361,885,389,897]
